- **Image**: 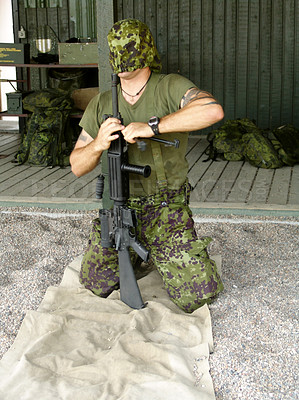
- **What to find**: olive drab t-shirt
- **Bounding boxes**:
[79,72,196,197]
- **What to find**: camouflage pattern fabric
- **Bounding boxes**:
[272,124,299,166]
[209,118,284,168]
[15,89,73,167]
[22,88,71,112]
[212,130,244,161]
[242,129,283,168]
[80,182,224,313]
[107,19,162,74]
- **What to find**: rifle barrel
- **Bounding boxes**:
[112,73,120,118]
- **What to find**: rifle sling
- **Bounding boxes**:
[150,136,168,189]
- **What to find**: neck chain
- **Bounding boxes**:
[121,72,152,97]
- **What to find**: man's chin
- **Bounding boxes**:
[118,68,149,80]
[118,70,138,78]
[118,71,131,77]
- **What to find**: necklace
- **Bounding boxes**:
[121,72,152,97]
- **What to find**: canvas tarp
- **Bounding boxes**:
[0,255,219,400]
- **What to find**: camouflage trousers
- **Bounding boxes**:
[80,182,224,313]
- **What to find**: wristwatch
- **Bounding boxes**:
[148,116,160,136]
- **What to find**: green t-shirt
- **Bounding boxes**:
[79,72,195,196]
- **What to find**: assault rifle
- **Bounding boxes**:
[96,73,179,309]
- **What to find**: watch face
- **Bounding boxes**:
[149,116,159,126]
[148,116,160,135]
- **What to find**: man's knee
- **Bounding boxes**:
[79,262,120,297]
[164,283,209,313]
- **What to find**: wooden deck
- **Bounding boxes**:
[0,131,298,214]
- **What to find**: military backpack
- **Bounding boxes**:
[15,89,73,167]
[207,118,299,168]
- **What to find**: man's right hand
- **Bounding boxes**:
[70,118,124,177]
[93,117,124,151]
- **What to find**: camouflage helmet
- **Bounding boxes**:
[107,19,162,74]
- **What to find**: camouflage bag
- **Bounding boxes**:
[242,129,283,169]
[208,118,283,169]
[210,129,245,161]
[15,89,73,167]
[271,124,299,166]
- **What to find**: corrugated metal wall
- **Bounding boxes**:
[115,0,298,129]
[13,0,299,129]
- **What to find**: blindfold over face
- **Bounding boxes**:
[107,19,162,74]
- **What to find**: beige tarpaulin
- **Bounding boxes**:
[0,255,219,400]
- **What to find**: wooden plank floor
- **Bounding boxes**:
[0,132,298,211]
[0,132,99,202]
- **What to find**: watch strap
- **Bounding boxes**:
[148,116,160,136]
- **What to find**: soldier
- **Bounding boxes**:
[70,19,224,312]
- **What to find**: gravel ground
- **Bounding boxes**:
[0,206,298,399]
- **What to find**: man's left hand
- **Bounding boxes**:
[122,122,154,143]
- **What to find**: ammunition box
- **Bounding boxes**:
[58,43,98,65]
[0,43,30,64]
[6,91,31,114]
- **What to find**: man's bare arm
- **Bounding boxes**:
[122,87,224,143]
[159,87,224,133]
[70,118,124,177]
[76,130,93,145]
[70,129,103,177]
[181,88,220,108]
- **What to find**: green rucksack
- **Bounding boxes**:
[208,118,284,169]
[271,124,299,166]
[15,89,73,167]
[210,119,245,161]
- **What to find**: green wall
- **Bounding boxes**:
[13,0,299,129]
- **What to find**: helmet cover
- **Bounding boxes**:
[107,19,162,74]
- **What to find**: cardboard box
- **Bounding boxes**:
[71,87,99,110]
[58,43,98,65]
[0,43,30,64]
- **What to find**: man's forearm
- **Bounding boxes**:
[121,100,224,144]
[159,101,224,134]
[70,120,124,177]
[70,141,103,177]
